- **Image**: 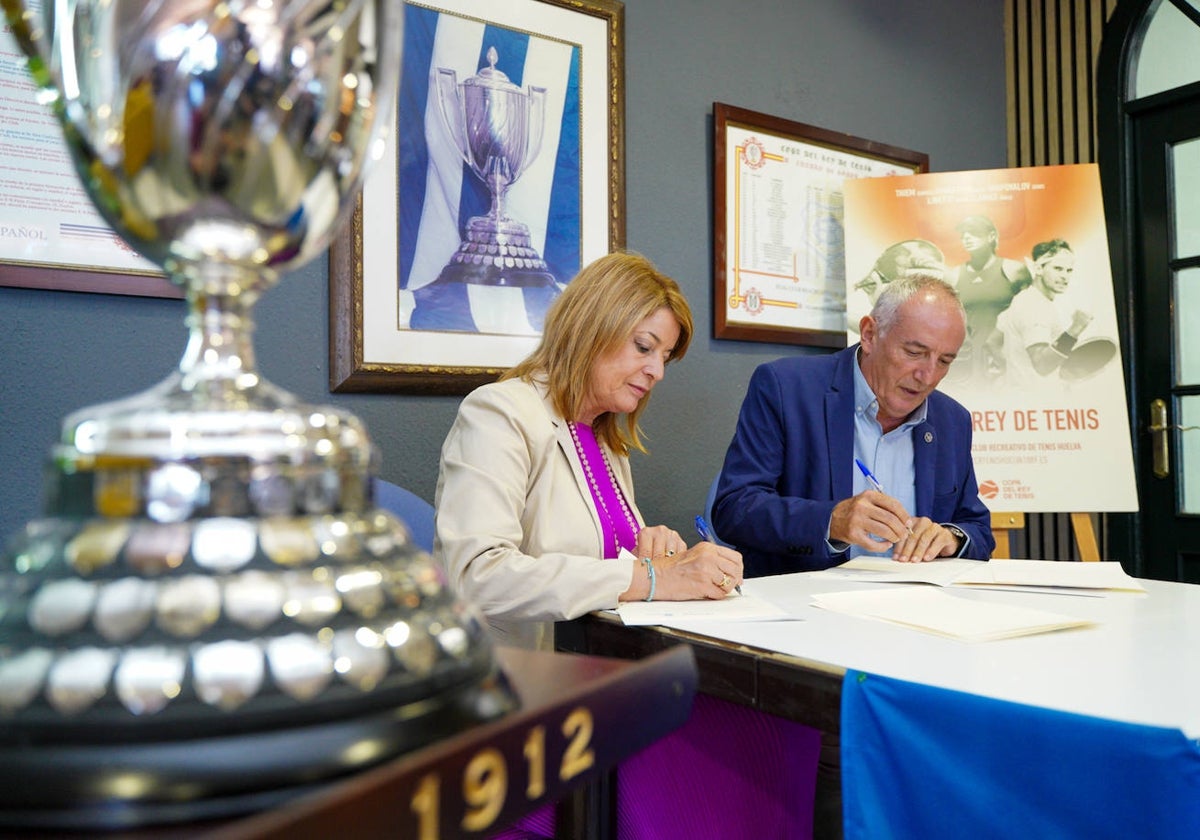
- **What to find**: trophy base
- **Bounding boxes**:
[0,373,520,831]
[437,213,559,288]
[0,664,514,830]
[435,259,558,289]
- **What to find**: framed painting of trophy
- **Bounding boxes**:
[330,0,626,394]
[712,102,927,348]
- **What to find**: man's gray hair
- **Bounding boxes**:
[869,273,966,335]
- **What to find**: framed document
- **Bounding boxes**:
[713,102,927,347]
[0,25,173,297]
[329,0,625,395]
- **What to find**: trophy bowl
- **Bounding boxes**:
[432,46,556,290]
[0,0,517,828]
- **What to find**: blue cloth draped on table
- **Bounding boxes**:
[841,669,1200,839]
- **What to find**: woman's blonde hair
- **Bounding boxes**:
[503,251,692,455]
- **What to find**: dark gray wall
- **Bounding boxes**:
[0,0,1006,545]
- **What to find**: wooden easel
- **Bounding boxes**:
[990,512,1024,558]
[990,511,1100,561]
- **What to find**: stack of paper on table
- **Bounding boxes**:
[616,592,791,626]
[812,558,970,586]
[812,558,1146,595]
[950,559,1146,593]
[811,586,1095,642]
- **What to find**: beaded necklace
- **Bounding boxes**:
[567,421,639,557]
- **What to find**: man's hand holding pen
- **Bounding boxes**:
[829,491,914,554]
[830,492,961,562]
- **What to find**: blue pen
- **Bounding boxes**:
[695,515,742,594]
[855,459,914,536]
[855,458,886,493]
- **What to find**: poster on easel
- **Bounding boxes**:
[843,163,1137,513]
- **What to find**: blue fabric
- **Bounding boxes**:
[713,345,994,575]
[397,5,437,283]
[408,278,560,335]
[542,47,581,285]
[841,670,1200,840]
[372,478,435,553]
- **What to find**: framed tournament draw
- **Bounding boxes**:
[0,25,173,298]
[713,102,927,348]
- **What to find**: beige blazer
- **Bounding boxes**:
[434,378,641,650]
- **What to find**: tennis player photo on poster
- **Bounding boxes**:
[843,164,1137,514]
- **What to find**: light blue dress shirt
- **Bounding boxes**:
[849,357,924,558]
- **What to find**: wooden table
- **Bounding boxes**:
[1,646,697,840]
[556,612,843,735]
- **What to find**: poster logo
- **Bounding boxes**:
[741,137,766,169]
[743,287,764,316]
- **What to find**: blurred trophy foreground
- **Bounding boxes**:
[0,0,516,828]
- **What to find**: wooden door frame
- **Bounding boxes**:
[1097,0,1151,576]
[1097,0,1200,577]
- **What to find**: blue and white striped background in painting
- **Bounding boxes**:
[396,5,580,335]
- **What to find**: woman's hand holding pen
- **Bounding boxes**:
[653,541,743,600]
[625,526,743,601]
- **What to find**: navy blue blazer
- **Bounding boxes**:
[713,346,995,576]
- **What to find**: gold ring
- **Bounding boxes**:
[719,574,731,589]
[666,549,676,557]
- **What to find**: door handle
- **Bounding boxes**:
[1147,399,1200,478]
[1149,399,1169,478]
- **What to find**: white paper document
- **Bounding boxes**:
[616,593,792,626]
[809,558,1146,595]
[950,559,1146,592]
[809,557,974,586]
[810,586,1095,642]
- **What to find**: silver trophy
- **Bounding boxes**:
[0,0,515,828]
[433,46,557,288]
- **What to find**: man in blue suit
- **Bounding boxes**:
[715,273,994,840]
[714,273,994,578]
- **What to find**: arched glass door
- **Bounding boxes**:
[1099,0,1200,581]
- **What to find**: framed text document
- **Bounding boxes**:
[713,103,927,347]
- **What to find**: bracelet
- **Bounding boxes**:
[1052,331,1078,357]
[641,556,656,602]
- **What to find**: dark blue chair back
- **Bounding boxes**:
[702,475,733,548]
[372,477,435,553]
